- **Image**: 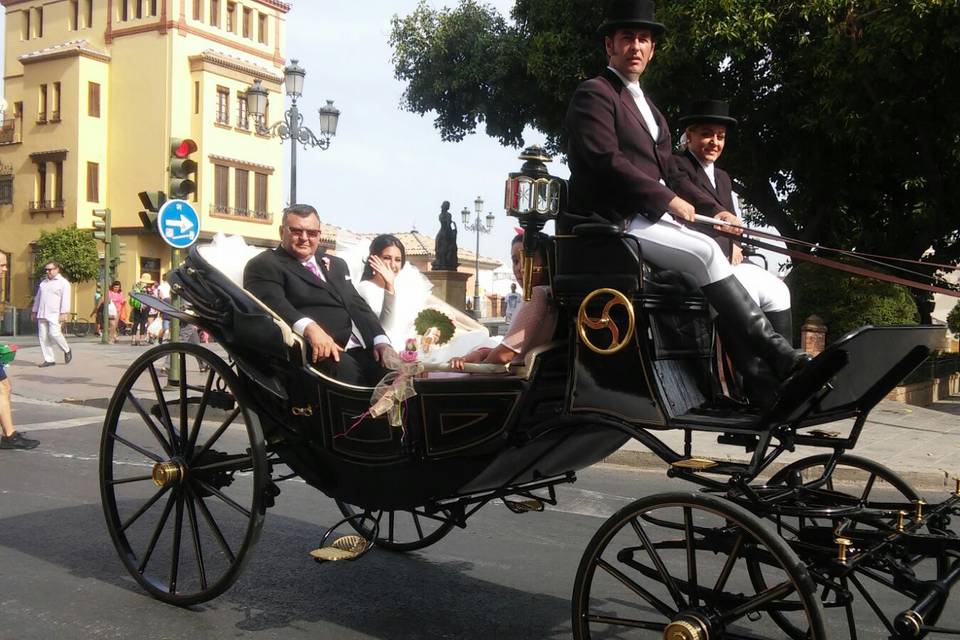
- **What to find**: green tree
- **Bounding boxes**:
[947,301,960,337]
[391,1,960,318]
[788,262,918,343]
[33,228,100,285]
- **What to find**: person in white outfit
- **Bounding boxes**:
[31,261,73,367]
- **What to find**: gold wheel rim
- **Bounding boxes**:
[576,288,636,355]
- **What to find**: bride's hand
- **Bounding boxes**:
[368,255,397,293]
[449,356,466,371]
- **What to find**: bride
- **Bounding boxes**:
[341,233,496,362]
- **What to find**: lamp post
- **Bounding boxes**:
[245,59,340,205]
[461,196,495,318]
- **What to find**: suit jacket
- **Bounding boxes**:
[243,245,384,349]
[673,148,738,260]
[562,68,724,233]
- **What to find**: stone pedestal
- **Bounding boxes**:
[800,314,827,357]
[425,270,471,313]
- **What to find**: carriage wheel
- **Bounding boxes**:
[335,500,456,552]
[757,454,947,639]
[571,491,826,639]
[99,343,268,606]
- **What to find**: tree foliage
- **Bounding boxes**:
[33,228,100,285]
[948,301,960,337]
[788,262,918,343]
[391,0,960,316]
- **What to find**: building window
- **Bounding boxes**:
[88,82,101,117]
[236,93,248,129]
[194,81,200,115]
[235,169,249,213]
[51,82,61,122]
[119,0,128,22]
[85,0,93,28]
[214,164,229,211]
[54,161,64,203]
[216,87,230,125]
[33,7,43,37]
[37,163,47,203]
[38,84,48,123]
[135,0,143,19]
[70,0,79,30]
[242,7,252,38]
[22,9,30,41]
[257,12,268,44]
[193,0,202,20]
[254,172,267,216]
[226,2,235,32]
[0,177,13,204]
[87,162,99,202]
[0,251,10,303]
[209,0,220,27]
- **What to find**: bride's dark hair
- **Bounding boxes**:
[361,234,407,281]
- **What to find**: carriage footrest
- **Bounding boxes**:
[503,497,545,513]
[310,534,371,563]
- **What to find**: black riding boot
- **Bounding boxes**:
[702,276,807,381]
[715,320,780,407]
[766,309,794,347]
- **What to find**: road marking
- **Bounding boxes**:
[17,416,103,431]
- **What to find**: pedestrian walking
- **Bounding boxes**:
[106,280,126,344]
[0,254,39,450]
[129,273,153,346]
[31,261,73,367]
[504,283,522,323]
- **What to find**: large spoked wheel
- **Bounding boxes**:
[335,500,456,552]
[99,343,268,606]
[760,454,946,639]
[572,491,826,639]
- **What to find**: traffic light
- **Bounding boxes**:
[138,190,167,231]
[109,235,127,279]
[92,208,111,245]
[169,138,198,200]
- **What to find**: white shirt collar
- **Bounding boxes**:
[692,153,717,188]
[607,66,642,95]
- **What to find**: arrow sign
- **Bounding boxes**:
[157,199,200,249]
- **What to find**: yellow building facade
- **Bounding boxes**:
[0,0,289,315]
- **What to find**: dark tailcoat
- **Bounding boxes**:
[244,246,387,384]
[673,148,739,260]
[562,68,724,233]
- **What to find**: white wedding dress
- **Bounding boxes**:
[336,234,498,363]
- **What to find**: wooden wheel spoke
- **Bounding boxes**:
[120,484,171,533]
[178,352,188,446]
[412,512,424,539]
[596,557,677,619]
[194,479,251,519]
[585,613,664,631]
[138,490,177,574]
[148,363,179,453]
[630,517,687,610]
[189,486,235,563]
[388,511,396,542]
[848,574,897,634]
[185,489,208,591]
[170,491,185,593]
[684,506,699,608]
[110,473,155,486]
[191,455,253,474]
[720,580,796,624]
[126,392,174,457]
[187,369,216,455]
[714,532,745,594]
[111,432,164,463]
[193,407,242,461]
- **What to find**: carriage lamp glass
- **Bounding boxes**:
[504,146,561,218]
[245,79,269,118]
[317,100,341,138]
[284,59,306,97]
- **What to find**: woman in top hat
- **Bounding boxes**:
[563,0,809,406]
[674,100,795,343]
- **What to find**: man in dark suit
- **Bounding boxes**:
[244,204,394,385]
[563,0,808,403]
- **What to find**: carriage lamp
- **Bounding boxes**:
[835,537,853,563]
[504,145,563,300]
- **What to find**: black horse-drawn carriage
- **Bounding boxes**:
[100,150,960,638]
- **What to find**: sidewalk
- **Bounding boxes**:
[5,338,959,490]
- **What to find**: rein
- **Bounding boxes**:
[691,215,960,299]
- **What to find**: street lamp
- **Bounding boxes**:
[245,59,341,205]
[461,195,494,318]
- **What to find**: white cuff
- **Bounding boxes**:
[373,334,390,347]
[292,317,314,336]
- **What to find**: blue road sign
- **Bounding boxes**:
[157,199,200,249]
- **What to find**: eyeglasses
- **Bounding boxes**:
[285,226,321,239]
[44,267,56,271]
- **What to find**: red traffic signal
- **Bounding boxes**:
[171,138,198,159]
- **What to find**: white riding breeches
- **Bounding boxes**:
[624,213,732,286]
[732,262,791,312]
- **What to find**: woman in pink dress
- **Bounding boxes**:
[106,280,126,344]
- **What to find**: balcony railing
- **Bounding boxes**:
[0,119,21,145]
[29,199,65,213]
[210,203,271,221]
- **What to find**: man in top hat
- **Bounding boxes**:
[563,0,808,404]
[674,99,795,343]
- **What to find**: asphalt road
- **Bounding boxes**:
[1,397,959,639]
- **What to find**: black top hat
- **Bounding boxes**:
[597,0,666,37]
[678,99,738,127]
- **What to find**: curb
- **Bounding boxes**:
[602,449,956,493]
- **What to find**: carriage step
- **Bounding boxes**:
[310,534,371,563]
[503,498,545,513]
[671,457,719,470]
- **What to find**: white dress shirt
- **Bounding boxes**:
[608,66,660,142]
[32,274,71,322]
[292,256,389,348]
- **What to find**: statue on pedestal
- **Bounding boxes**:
[431,201,459,270]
